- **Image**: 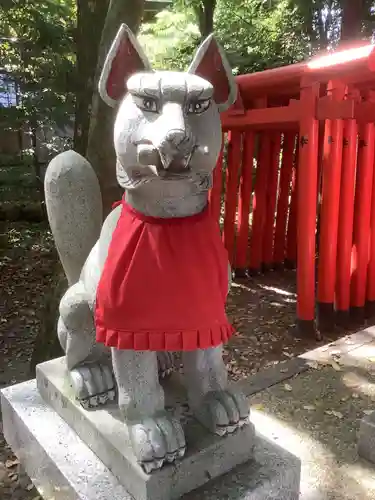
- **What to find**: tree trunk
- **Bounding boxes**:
[194,0,216,39]
[86,0,145,217]
[340,0,364,46]
[74,0,110,155]
[30,0,145,371]
[30,117,46,218]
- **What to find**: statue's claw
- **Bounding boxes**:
[157,351,175,380]
[129,412,186,473]
[193,389,250,436]
[70,363,116,409]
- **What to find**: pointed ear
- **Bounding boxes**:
[187,34,237,112]
[98,24,152,107]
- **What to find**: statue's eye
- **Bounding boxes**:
[142,98,158,112]
[187,99,211,114]
[133,95,159,113]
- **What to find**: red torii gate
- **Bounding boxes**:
[213,44,375,337]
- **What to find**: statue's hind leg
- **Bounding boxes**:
[59,282,116,409]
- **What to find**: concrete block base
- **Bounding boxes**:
[35,358,256,500]
[1,379,301,499]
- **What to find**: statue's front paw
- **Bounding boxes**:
[193,389,250,436]
[129,412,186,474]
[70,363,116,409]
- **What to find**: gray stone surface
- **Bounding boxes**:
[1,381,128,500]
[1,380,301,500]
[358,410,375,463]
[181,346,250,435]
[299,328,375,364]
[36,358,256,500]
[44,149,103,287]
[111,348,187,473]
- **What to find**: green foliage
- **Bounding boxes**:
[140,0,375,76]
[293,0,375,50]
[140,0,311,75]
[0,0,76,134]
[139,7,200,70]
[215,0,310,74]
[1,0,375,164]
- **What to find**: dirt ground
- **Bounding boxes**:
[248,336,375,500]
[0,221,358,499]
[0,222,57,500]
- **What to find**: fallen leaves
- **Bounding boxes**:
[324,410,344,419]
[330,360,342,371]
[306,360,320,370]
[0,222,58,500]
[303,404,316,411]
[283,351,294,359]
[0,463,8,483]
[225,271,327,381]
[304,357,343,372]
[5,458,19,469]
[252,403,265,411]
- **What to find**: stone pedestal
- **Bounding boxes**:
[35,358,256,500]
[1,358,301,500]
[358,410,375,463]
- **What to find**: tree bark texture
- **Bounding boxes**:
[194,0,216,39]
[340,0,364,46]
[74,0,110,156]
[86,0,145,217]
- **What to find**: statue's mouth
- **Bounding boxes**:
[133,141,210,181]
[157,156,192,177]
[136,142,193,179]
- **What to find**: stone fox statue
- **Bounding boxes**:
[44,24,250,473]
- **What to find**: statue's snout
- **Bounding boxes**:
[136,100,211,174]
[157,125,196,171]
[137,140,209,175]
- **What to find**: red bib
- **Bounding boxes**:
[95,201,235,351]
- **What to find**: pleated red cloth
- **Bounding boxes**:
[95,200,235,351]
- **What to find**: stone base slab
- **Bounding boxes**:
[1,379,301,499]
[35,358,256,500]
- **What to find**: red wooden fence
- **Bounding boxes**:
[214,43,375,336]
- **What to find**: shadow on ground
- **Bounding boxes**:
[248,334,375,499]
